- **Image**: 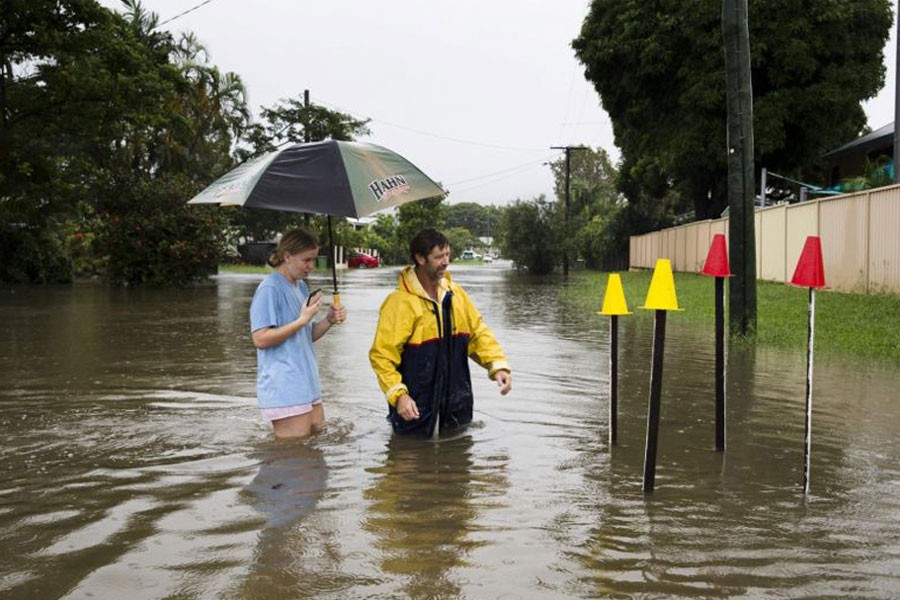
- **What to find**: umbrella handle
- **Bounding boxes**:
[331,293,344,324]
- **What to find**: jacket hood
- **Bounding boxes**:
[397,265,454,301]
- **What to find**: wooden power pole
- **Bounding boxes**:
[551,145,587,276]
[722,0,757,336]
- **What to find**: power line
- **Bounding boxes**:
[316,99,547,152]
[448,154,560,187]
[158,0,216,26]
[449,155,561,195]
[560,62,579,142]
[550,145,589,276]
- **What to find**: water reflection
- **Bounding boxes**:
[245,441,328,529]
[233,440,328,598]
[3,270,900,598]
[561,334,900,598]
[363,434,498,599]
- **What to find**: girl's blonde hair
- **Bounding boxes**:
[267,228,319,267]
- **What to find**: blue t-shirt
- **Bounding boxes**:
[249,272,321,409]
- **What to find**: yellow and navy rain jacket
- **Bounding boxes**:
[369,266,510,437]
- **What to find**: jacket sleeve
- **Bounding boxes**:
[369,293,415,406]
[459,287,510,378]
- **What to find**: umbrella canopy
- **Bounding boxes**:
[187,140,445,217]
[188,140,445,305]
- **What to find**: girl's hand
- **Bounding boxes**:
[299,292,323,325]
[328,304,347,324]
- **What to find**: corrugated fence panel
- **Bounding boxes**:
[685,225,699,272]
[755,212,763,278]
[785,203,819,281]
[868,187,900,292]
[628,186,899,293]
[759,205,787,282]
[819,193,868,292]
[711,219,727,237]
[641,235,652,268]
[635,235,646,268]
[696,222,712,269]
[674,226,687,271]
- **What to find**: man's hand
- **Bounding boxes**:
[396,394,420,421]
[494,369,512,395]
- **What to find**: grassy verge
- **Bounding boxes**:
[218,264,273,274]
[567,270,900,363]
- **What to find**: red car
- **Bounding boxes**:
[347,251,379,268]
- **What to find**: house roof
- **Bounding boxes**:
[823,122,894,159]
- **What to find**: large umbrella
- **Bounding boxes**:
[188,139,445,302]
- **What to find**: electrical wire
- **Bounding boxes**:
[448,154,560,187]
[158,0,216,26]
[448,154,562,195]
[316,99,547,152]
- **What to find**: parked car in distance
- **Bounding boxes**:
[347,251,379,268]
[460,249,481,261]
[482,255,494,263]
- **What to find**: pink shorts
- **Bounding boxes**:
[261,399,322,422]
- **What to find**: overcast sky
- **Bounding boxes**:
[100,0,897,206]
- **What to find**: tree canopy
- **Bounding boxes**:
[0,0,374,284]
[573,0,893,219]
[445,202,502,238]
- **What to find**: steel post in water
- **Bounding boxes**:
[803,287,815,494]
[598,272,632,446]
[643,310,667,493]
[700,233,731,452]
[609,315,618,446]
[790,236,824,494]
[715,276,726,452]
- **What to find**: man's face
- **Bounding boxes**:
[416,244,451,283]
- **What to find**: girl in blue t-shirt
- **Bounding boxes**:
[249,228,346,438]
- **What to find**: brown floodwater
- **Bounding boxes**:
[1,264,899,599]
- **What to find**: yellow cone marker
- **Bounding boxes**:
[598,274,632,316]
[640,259,682,311]
[598,273,631,447]
[640,258,682,493]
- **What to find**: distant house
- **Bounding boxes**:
[822,122,893,186]
[346,216,376,230]
[478,236,497,257]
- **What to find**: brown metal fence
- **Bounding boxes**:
[629,184,900,294]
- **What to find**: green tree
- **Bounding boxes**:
[396,197,447,253]
[444,227,478,257]
[369,212,403,264]
[547,147,623,268]
[446,202,501,238]
[88,1,244,285]
[573,0,892,220]
[96,173,227,286]
[0,0,191,282]
[0,0,250,284]
[167,31,250,179]
[496,196,561,275]
[237,96,370,160]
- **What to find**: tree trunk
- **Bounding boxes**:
[722,0,757,336]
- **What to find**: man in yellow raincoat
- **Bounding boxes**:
[369,228,512,438]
